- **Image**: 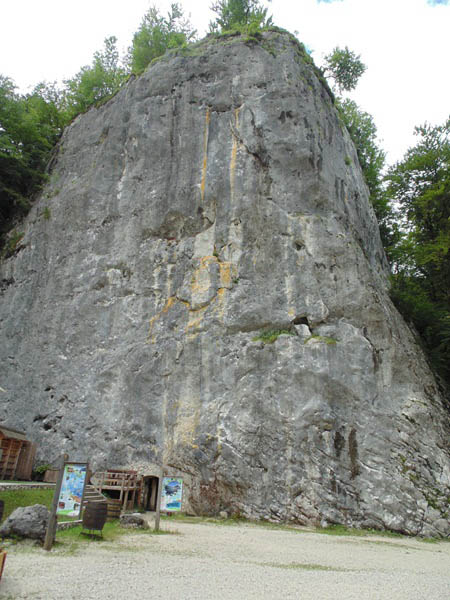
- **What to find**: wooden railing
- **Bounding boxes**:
[91,469,139,510]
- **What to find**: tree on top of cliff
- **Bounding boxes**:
[64,36,128,119]
[209,0,272,32]
[323,46,366,93]
[321,49,389,249]
[129,3,197,75]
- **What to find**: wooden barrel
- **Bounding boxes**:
[82,501,107,531]
[106,499,121,520]
[0,500,4,522]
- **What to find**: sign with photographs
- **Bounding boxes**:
[160,477,183,512]
[56,463,88,518]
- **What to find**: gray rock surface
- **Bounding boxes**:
[0,32,449,536]
[0,505,50,540]
[119,513,149,529]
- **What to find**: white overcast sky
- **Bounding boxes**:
[0,0,449,165]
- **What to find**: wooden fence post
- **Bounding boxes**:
[154,467,164,532]
[43,453,68,551]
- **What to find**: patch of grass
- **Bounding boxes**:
[261,561,351,572]
[304,335,337,345]
[313,524,420,541]
[252,329,295,344]
[162,512,251,528]
[0,488,54,521]
[166,515,447,544]
[2,230,24,259]
[53,520,177,555]
[57,520,176,541]
[45,188,60,199]
[42,206,51,220]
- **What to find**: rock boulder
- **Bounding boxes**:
[0,505,50,541]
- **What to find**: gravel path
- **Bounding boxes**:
[0,519,449,600]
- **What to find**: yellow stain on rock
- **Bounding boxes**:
[174,401,201,447]
[148,255,237,341]
[219,261,237,287]
[200,108,211,203]
[190,255,217,295]
[185,303,212,333]
[147,296,188,343]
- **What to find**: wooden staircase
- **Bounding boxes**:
[82,484,107,507]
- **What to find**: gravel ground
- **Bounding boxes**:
[0,518,449,600]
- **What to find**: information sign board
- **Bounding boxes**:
[56,463,88,518]
[160,477,183,512]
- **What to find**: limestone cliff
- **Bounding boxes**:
[0,32,449,536]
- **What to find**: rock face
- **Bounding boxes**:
[119,513,149,529]
[0,505,50,541]
[0,32,449,536]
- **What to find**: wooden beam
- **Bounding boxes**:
[2,441,12,479]
[10,441,23,480]
[154,468,164,532]
[44,453,68,552]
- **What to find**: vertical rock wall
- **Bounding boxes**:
[0,32,449,536]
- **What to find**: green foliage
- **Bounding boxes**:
[129,4,196,75]
[1,230,24,259]
[0,76,65,247]
[337,98,396,249]
[304,335,337,345]
[252,329,295,344]
[323,46,366,93]
[33,463,53,475]
[386,117,450,383]
[209,0,272,33]
[64,36,128,119]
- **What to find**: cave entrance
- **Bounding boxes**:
[143,476,160,511]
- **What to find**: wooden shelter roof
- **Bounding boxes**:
[0,426,28,442]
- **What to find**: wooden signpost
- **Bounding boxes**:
[43,455,89,551]
[44,453,68,551]
[154,466,164,532]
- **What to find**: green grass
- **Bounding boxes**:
[162,513,448,544]
[161,513,247,527]
[313,524,403,538]
[52,520,178,555]
[252,329,295,344]
[304,335,337,345]
[0,488,54,521]
[260,561,351,572]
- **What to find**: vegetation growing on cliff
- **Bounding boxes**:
[323,46,366,93]
[209,0,273,32]
[129,3,197,75]
[64,36,128,119]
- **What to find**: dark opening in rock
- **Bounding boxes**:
[292,316,309,326]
